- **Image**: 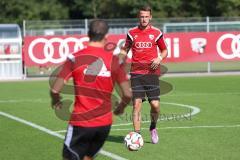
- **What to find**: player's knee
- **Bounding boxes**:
[150,100,159,107]
[83,156,93,160]
[133,99,142,106]
[133,103,142,112]
[150,101,160,112]
[133,107,141,114]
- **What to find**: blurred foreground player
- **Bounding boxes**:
[50,19,131,160]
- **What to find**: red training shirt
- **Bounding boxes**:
[123,25,167,75]
[59,45,128,127]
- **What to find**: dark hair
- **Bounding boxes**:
[139,5,152,15]
[88,19,109,42]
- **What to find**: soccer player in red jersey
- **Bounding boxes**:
[50,20,131,160]
[120,5,168,144]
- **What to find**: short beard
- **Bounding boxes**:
[139,22,150,30]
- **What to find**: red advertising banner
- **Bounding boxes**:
[23,32,240,66]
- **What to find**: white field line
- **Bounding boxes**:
[0,92,239,104]
[162,72,240,78]
[162,92,240,97]
[110,124,240,131]
[112,102,200,127]
[0,99,201,127]
[54,124,240,133]
[0,99,48,103]
[0,111,128,160]
[55,130,67,133]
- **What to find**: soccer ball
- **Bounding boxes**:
[124,132,144,151]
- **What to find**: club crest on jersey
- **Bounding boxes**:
[149,34,154,40]
[134,35,138,39]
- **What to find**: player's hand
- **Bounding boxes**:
[114,106,125,115]
[113,101,125,115]
[50,91,62,110]
[118,49,127,63]
[52,101,63,110]
[151,57,162,70]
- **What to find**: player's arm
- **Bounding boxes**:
[114,81,132,115]
[118,49,128,62]
[151,34,168,70]
[119,34,132,62]
[50,59,72,109]
[50,77,65,109]
[112,56,132,115]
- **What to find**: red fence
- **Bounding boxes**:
[23,32,240,66]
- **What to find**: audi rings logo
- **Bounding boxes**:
[135,42,152,48]
[216,34,240,59]
[29,37,89,64]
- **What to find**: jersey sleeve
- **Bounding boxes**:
[111,56,128,84]
[156,33,167,51]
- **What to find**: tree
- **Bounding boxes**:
[217,0,240,16]
[0,0,68,25]
[0,0,239,25]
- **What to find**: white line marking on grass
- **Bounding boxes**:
[54,130,67,133]
[54,124,240,133]
[0,92,239,103]
[112,102,200,127]
[110,124,240,131]
[0,111,64,138]
[164,92,240,97]
[0,111,128,160]
[0,99,48,103]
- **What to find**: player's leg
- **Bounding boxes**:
[130,74,145,133]
[62,125,91,160]
[145,74,160,144]
[133,98,142,133]
[86,125,111,158]
[149,100,160,130]
[83,156,92,160]
[148,100,160,144]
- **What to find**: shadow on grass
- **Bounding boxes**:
[106,135,125,144]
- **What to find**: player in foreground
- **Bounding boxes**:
[50,19,131,160]
[120,5,168,144]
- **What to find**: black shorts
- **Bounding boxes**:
[63,125,111,160]
[130,73,160,102]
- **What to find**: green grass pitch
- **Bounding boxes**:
[0,75,240,160]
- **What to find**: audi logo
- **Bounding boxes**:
[216,33,240,59]
[135,42,152,48]
[29,37,89,64]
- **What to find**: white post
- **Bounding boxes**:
[206,17,210,73]
[207,62,211,73]
[85,19,88,34]
[22,20,27,79]
[163,24,167,33]
[206,16,210,32]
